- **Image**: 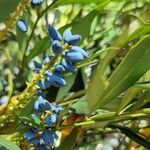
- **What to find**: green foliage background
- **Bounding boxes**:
[0,0,150,149]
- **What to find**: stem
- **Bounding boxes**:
[59,99,78,106]
[60,89,86,102]
[74,109,150,128]
[90,112,115,120]
[0,55,59,123]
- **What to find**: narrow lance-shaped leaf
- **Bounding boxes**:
[88,36,150,113]
[116,83,150,114]
[131,90,150,111]
[0,136,21,150]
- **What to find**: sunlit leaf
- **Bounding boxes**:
[0,136,21,150]
[88,36,150,113]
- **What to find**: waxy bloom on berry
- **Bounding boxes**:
[48,25,62,41]
[63,29,81,45]
[61,59,77,73]
[52,40,63,54]
[34,96,51,112]
[31,0,43,5]
[17,19,28,33]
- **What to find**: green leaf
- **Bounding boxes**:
[59,0,111,41]
[87,47,119,114]
[20,97,36,117]
[87,23,150,114]
[16,24,27,52]
[88,36,150,113]
[71,1,111,41]
[32,115,41,125]
[59,0,102,5]
[116,83,150,114]
[56,128,78,150]
[0,136,21,150]
[56,73,77,102]
[125,25,150,44]
[102,97,122,111]
[131,90,150,111]
[0,0,20,23]
[113,24,150,48]
[23,36,50,64]
[108,124,150,149]
[71,10,100,41]
[71,95,89,115]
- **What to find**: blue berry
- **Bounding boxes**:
[31,0,43,5]
[63,29,81,45]
[52,40,63,54]
[45,74,66,87]
[52,105,63,114]
[33,61,42,69]
[65,35,81,46]
[42,129,55,146]
[37,80,45,89]
[17,19,28,33]
[45,70,52,77]
[54,65,65,78]
[24,129,36,141]
[65,51,84,63]
[34,96,51,112]
[63,29,72,40]
[0,96,8,105]
[61,59,77,73]
[71,46,88,58]
[36,144,46,150]
[37,90,46,98]
[48,25,62,41]
[45,114,57,126]
[30,138,39,145]
[43,56,50,65]
[55,65,65,73]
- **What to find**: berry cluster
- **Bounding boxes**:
[24,96,62,149]
[35,25,88,90]
[24,26,88,149]
[14,0,88,149]
[49,26,88,72]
